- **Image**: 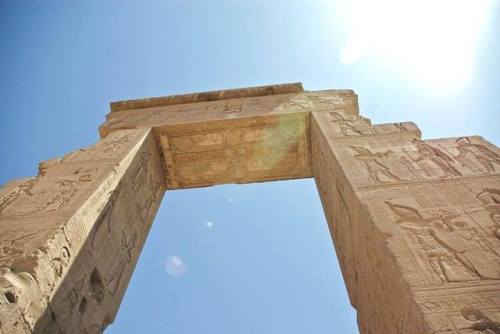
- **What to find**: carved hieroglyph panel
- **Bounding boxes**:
[358,177,500,286]
[47,134,165,333]
[312,112,500,333]
[0,129,165,333]
[414,283,500,333]
[99,89,358,138]
[313,109,420,139]
[0,130,147,219]
[157,113,312,188]
[0,163,113,218]
[314,113,500,188]
[357,177,500,332]
[311,116,429,333]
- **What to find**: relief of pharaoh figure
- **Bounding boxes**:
[455,137,500,174]
[329,112,370,136]
[385,202,500,282]
[410,139,462,178]
[350,146,402,184]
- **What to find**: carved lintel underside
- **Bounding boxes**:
[156,113,312,188]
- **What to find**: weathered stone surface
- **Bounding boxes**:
[110,82,305,112]
[156,113,311,188]
[1,83,499,333]
[99,89,359,136]
[0,129,165,333]
[312,110,500,333]
[100,88,358,188]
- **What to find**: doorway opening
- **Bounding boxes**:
[106,179,358,334]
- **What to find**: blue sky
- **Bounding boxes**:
[1,1,499,333]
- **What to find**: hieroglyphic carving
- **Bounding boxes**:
[101,134,130,158]
[313,104,500,332]
[381,182,500,282]
[336,136,500,187]
[0,167,97,216]
[477,188,500,240]
[0,231,40,261]
[37,173,94,212]
[455,307,500,333]
[161,114,309,188]
[305,92,353,111]
[386,202,483,282]
[322,110,418,139]
[105,229,137,298]
[456,137,500,174]
[410,139,462,178]
[330,112,368,136]
[0,179,37,214]
[86,193,139,304]
[3,83,500,333]
[248,96,289,113]
[100,89,359,138]
[350,146,404,184]
[0,128,166,333]
[206,99,244,118]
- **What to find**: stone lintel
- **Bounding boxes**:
[110,82,304,113]
[99,87,359,189]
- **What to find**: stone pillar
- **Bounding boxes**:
[312,110,500,333]
[0,129,165,333]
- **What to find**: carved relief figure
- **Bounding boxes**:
[455,137,500,174]
[132,150,152,193]
[1,167,94,215]
[139,179,162,221]
[105,229,137,297]
[386,202,500,282]
[38,173,93,211]
[0,230,41,261]
[350,146,403,183]
[456,308,500,333]
[0,178,37,213]
[102,134,130,158]
[307,94,344,110]
[329,112,364,136]
[477,188,500,239]
[90,200,114,255]
[410,139,462,178]
[396,155,431,180]
[88,186,139,298]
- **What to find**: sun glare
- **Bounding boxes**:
[340,0,495,91]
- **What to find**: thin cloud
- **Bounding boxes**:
[165,255,188,277]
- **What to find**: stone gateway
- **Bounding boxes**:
[1,83,499,333]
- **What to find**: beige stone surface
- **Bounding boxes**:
[99,88,358,136]
[312,111,500,333]
[156,112,311,188]
[1,83,499,333]
[109,82,305,112]
[0,129,165,333]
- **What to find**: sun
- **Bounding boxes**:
[340,0,496,91]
